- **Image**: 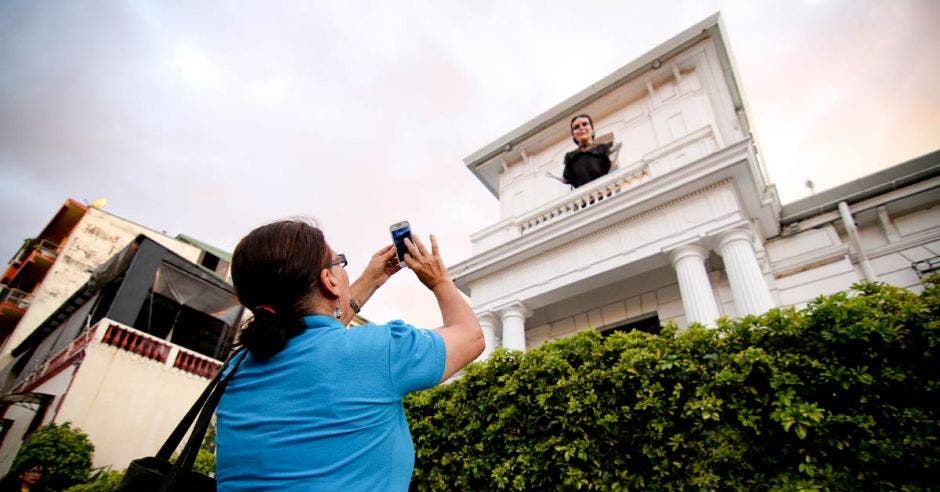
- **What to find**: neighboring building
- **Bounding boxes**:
[0,200,212,373]
[0,200,371,472]
[0,200,239,473]
[0,235,242,472]
[450,13,940,358]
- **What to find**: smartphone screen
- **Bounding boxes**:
[390,221,412,267]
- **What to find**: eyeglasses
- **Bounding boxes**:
[330,253,347,268]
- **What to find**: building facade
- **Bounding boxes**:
[0,201,373,473]
[450,14,940,358]
[0,202,239,473]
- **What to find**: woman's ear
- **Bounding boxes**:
[319,268,341,299]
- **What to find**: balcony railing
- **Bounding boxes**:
[34,239,60,259]
[13,319,226,392]
[519,163,651,235]
[100,321,224,378]
[470,125,721,254]
[101,323,172,363]
[0,285,31,309]
[10,239,60,266]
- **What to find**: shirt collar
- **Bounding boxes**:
[302,314,346,331]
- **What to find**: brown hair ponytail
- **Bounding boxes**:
[231,219,330,360]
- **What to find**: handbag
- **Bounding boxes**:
[115,349,247,492]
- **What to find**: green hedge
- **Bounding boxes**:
[405,282,940,490]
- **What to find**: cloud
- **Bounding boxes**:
[1,1,938,327]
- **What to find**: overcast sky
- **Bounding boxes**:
[1,0,938,328]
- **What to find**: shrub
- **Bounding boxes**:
[63,469,123,492]
[405,282,940,490]
[193,449,215,476]
[12,421,94,491]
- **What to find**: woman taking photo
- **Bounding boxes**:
[215,219,483,491]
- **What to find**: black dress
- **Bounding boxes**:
[562,143,612,188]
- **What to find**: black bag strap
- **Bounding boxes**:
[156,349,244,460]
[159,348,247,492]
[176,350,245,471]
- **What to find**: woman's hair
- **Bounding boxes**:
[231,219,331,360]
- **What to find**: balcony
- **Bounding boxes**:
[2,239,60,290]
[12,318,224,394]
[470,125,722,255]
[0,285,31,346]
[0,285,31,311]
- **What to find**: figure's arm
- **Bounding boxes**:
[545,171,567,184]
[346,244,399,325]
[608,142,622,170]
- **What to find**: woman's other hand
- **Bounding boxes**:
[403,235,451,291]
[365,244,400,286]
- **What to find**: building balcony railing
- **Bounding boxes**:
[2,239,61,286]
[0,285,31,310]
[518,162,651,236]
[469,125,723,254]
[469,162,652,254]
[10,239,60,265]
[13,319,226,393]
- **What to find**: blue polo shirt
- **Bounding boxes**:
[216,315,446,491]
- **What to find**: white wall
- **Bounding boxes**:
[494,38,744,221]
[523,198,940,349]
[54,343,210,470]
[767,204,940,309]
[0,365,77,474]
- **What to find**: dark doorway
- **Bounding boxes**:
[600,313,661,336]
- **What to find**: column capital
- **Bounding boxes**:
[715,228,753,252]
[666,242,708,267]
[474,310,498,324]
[499,302,532,319]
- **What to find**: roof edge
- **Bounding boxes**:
[463,12,723,175]
[779,149,940,224]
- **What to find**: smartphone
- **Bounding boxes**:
[390,221,412,267]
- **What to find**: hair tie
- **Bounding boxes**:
[255,304,276,316]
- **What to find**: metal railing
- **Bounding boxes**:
[0,285,31,309]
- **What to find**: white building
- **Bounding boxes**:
[449,14,940,357]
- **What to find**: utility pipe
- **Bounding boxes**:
[838,201,878,281]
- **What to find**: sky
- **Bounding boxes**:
[1,0,938,328]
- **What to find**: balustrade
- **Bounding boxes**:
[173,349,222,378]
[101,323,171,363]
[12,319,227,395]
[98,321,222,376]
[518,164,650,235]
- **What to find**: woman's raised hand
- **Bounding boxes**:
[403,234,451,291]
[365,244,400,285]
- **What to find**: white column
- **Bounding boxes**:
[668,244,721,327]
[500,303,531,352]
[716,229,775,317]
[476,311,499,361]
